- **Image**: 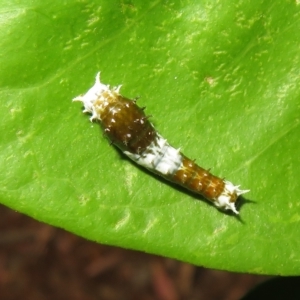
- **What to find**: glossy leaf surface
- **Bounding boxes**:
[1,0,299,275]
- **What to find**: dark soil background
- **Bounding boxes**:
[0,204,270,300]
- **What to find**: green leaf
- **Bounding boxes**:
[1,0,299,275]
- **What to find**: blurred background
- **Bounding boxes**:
[0,204,270,300]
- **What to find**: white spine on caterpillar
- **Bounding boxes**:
[124,133,183,176]
[214,181,249,214]
[73,72,113,121]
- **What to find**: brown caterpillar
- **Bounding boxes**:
[73,73,249,214]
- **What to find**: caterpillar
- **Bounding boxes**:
[73,73,249,214]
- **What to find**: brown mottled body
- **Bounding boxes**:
[171,155,227,202]
[100,93,226,202]
[100,94,156,154]
[99,93,230,203]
